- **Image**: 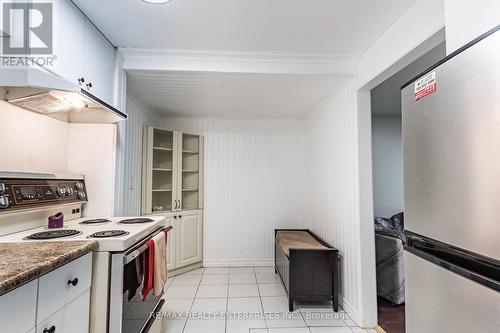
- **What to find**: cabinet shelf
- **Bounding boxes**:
[154,147,173,152]
[144,127,203,214]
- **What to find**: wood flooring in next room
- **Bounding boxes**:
[377,297,405,333]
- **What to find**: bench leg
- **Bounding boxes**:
[333,254,339,312]
[333,296,339,313]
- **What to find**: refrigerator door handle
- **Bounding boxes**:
[405,231,500,293]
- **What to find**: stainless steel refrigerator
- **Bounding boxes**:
[402,25,500,332]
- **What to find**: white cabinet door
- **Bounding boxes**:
[0,280,37,333]
[173,131,183,212]
[175,210,203,267]
[51,0,84,84]
[36,290,90,333]
[37,253,92,324]
[165,217,176,271]
[83,18,115,104]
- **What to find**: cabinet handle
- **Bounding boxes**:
[178,215,182,219]
[68,277,79,286]
[86,82,93,89]
[174,200,178,209]
[43,326,56,333]
[173,215,177,219]
[78,77,85,84]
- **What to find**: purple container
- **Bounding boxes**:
[48,212,64,229]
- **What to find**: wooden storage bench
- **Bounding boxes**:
[274,229,339,312]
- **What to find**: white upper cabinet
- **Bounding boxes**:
[47,0,116,105]
[51,0,85,85]
[82,18,116,104]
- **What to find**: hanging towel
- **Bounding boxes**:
[123,255,143,301]
[153,231,167,297]
[142,239,155,300]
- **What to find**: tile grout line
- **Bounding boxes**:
[181,268,204,333]
[225,267,230,333]
[254,266,269,332]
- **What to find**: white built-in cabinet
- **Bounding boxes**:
[49,0,116,105]
[158,210,203,272]
[142,127,204,214]
[0,253,92,333]
[143,126,204,273]
[175,210,203,267]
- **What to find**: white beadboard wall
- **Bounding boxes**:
[115,93,160,216]
[305,83,361,319]
[158,117,307,266]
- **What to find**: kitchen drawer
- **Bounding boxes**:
[0,280,37,333]
[36,289,90,333]
[37,253,92,324]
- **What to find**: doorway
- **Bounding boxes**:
[369,42,446,333]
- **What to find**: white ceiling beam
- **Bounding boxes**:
[119,48,360,76]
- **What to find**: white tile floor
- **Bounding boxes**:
[155,267,376,333]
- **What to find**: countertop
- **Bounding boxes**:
[0,241,97,296]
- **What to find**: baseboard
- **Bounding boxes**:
[203,259,274,267]
[340,296,360,326]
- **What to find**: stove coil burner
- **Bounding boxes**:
[88,230,129,238]
[79,219,111,225]
[26,229,82,240]
[118,218,154,224]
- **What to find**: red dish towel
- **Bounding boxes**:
[142,239,155,300]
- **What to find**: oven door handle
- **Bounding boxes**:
[123,225,173,265]
[140,299,165,333]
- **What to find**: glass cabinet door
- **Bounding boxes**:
[150,128,174,213]
[178,133,203,211]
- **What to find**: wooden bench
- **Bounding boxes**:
[274,229,339,312]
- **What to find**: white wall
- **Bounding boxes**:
[114,92,161,216]
[445,0,500,54]
[371,116,403,218]
[304,0,445,327]
[0,102,117,216]
[158,117,307,266]
[305,85,362,320]
[0,101,69,173]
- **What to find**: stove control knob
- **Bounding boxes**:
[77,191,86,200]
[0,182,6,194]
[75,182,84,190]
[65,187,73,196]
[0,196,9,208]
[57,187,66,197]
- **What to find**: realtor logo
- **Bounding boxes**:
[1,2,53,55]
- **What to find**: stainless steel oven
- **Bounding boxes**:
[109,226,172,333]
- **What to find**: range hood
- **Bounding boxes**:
[0,68,127,123]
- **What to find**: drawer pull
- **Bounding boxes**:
[67,278,79,287]
[43,326,56,333]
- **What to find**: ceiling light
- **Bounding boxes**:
[142,0,173,4]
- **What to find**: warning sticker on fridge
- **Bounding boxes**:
[414,71,436,101]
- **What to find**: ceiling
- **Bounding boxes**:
[73,0,414,54]
[127,71,350,118]
[73,0,417,117]
[371,42,446,116]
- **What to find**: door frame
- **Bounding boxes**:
[354,28,446,326]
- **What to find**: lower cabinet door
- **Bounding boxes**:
[175,211,203,267]
[0,280,37,333]
[36,289,90,333]
[166,217,176,271]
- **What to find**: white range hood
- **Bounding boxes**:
[0,68,127,124]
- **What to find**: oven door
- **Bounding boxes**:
[109,229,166,333]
